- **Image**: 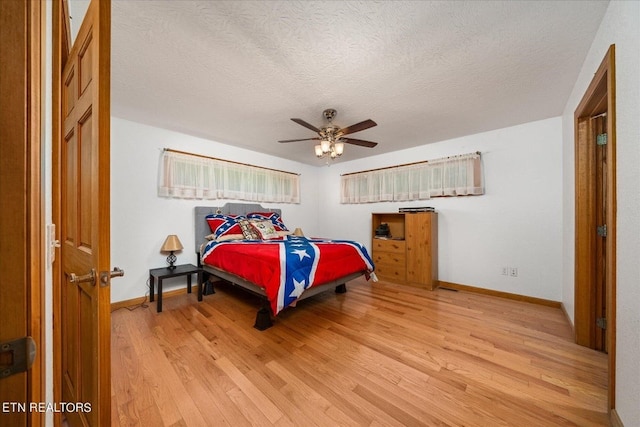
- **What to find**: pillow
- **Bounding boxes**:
[215,233,245,242]
[250,220,280,240]
[246,212,288,231]
[205,214,245,240]
[238,219,260,240]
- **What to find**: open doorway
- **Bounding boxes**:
[574,45,616,411]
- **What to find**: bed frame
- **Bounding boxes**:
[195,204,364,330]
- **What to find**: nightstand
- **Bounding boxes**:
[149,263,202,313]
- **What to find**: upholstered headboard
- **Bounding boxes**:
[194,203,282,254]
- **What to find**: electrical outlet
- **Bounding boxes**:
[501,266,509,276]
[510,267,518,277]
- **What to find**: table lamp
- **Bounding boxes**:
[161,234,183,269]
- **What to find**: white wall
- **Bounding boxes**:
[561,1,640,425]
[317,117,563,301]
[110,118,320,303]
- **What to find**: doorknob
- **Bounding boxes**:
[100,267,124,286]
[69,268,96,285]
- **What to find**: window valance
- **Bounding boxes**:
[340,152,483,204]
[159,149,300,204]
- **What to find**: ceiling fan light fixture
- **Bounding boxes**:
[315,140,343,160]
[278,108,378,163]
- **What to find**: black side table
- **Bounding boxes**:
[149,263,202,313]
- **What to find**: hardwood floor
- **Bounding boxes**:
[111,278,609,426]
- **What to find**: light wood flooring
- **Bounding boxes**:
[111,277,609,426]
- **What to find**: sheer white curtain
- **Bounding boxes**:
[394,163,432,201]
[429,152,484,197]
[340,152,483,204]
[340,168,394,203]
[159,150,300,203]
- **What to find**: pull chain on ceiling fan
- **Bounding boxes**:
[278,109,379,161]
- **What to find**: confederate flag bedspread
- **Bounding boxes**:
[201,235,375,315]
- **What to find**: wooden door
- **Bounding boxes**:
[54,1,112,426]
[0,1,43,426]
[574,45,616,410]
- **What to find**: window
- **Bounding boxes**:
[159,149,300,203]
[341,152,483,204]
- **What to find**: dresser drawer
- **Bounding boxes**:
[372,251,405,266]
[375,262,406,283]
[372,239,405,254]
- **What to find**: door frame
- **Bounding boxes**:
[0,1,44,425]
[52,2,67,424]
[574,44,616,410]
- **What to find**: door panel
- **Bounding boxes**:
[55,0,112,426]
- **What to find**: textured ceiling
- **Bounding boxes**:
[109,0,609,165]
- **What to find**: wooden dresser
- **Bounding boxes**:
[371,212,438,289]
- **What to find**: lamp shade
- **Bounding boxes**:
[161,234,183,252]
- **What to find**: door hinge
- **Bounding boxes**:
[597,225,607,237]
[596,133,608,146]
[0,336,36,379]
[596,317,607,330]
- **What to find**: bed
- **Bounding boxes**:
[195,204,375,330]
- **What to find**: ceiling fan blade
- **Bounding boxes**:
[278,137,320,143]
[291,118,321,133]
[342,137,378,148]
[338,119,377,136]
